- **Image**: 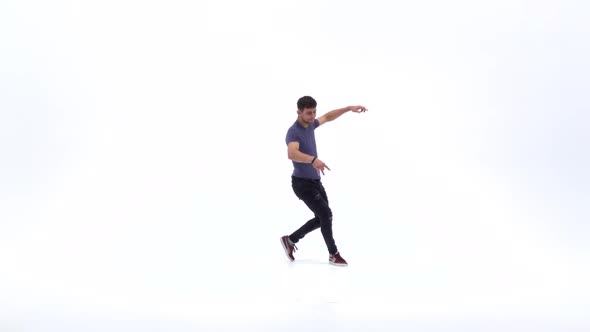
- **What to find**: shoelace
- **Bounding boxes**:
[292,243,298,252]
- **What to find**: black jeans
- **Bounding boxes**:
[289,176,338,255]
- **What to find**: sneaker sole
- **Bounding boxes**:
[280,238,294,262]
[329,261,348,267]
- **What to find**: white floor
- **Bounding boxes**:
[1,224,589,332]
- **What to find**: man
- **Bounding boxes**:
[280,96,367,267]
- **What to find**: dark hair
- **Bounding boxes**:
[297,96,317,110]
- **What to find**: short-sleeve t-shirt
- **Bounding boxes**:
[285,119,321,180]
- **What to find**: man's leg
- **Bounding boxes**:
[289,216,320,243]
[315,182,338,254]
[291,181,338,255]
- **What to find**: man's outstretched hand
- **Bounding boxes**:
[350,105,368,113]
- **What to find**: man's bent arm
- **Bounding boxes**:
[287,142,315,163]
[288,149,315,163]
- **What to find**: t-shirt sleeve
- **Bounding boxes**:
[313,119,320,128]
[285,128,300,145]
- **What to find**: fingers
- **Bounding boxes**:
[315,164,330,175]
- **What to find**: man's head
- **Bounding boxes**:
[297,96,317,125]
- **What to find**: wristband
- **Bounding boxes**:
[311,156,317,164]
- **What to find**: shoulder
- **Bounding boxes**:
[286,122,300,134]
[286,122,301,142]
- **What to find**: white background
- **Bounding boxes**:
[1,0,589,331]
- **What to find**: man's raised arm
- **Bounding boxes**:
[317,105,367,125]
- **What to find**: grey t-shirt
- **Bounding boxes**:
[285,119,321,180]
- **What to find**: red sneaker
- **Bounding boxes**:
[280,236,297,262]
[329,252,348,267]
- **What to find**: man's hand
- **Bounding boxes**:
[350,105,368,113]
[312,158,331,175]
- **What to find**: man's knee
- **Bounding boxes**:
[309,192,332,219]
[319,208,332,223]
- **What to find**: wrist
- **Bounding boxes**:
[311,156,317,164]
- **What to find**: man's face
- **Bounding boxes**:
[299,107,316,124]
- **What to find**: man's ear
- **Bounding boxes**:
[296,110,302,115]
